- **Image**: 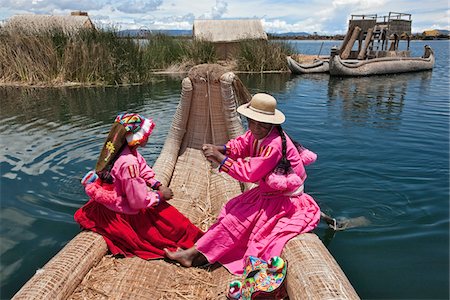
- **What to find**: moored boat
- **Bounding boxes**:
[289,12,435,77]
[12,64,360,300]
[329,12,435,76]
[287,56,330,74]
[329,45,435,76]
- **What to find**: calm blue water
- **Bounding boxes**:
[1,40,449,299]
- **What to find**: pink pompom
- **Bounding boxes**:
[85,183,118,205]
[286,173,302,190]
[266,173,288,190]
[300,149,317,166]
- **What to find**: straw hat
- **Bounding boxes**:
[237,93,285,124]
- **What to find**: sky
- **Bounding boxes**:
[0,0,449,34]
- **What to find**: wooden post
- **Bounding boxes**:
[340,24,355,53]
[389,34,398,51]
[341,26,361,59]
[357,27,374,60]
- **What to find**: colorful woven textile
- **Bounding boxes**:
[227,256,288,300]
[115,113,144,133]
[115,113,155,147]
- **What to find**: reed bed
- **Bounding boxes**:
[0,28,292,85]
[237,39,295,72]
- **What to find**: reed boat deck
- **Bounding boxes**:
[13,64,359,300]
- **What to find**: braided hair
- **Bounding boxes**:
[273,125,292,175]
[265,125,306,191]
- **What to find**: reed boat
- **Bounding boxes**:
[12,64,360,300]
[288,12,435,77]
[329,44,435,76]
[329,13,435,76]
[286,56,330,74]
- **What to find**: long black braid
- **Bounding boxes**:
[274,125,305,174]
[275,125,291,173]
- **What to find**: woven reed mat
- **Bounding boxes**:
[69,64,245,299]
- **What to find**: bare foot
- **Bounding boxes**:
[164,247,197,267]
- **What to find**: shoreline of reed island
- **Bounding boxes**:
[0,29,300,87]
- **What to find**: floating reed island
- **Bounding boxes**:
[12,64,360,299]
[0,16,294,86]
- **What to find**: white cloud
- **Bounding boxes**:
[198,0,228,19]
[1,0,448,33]
[115,0,163,14]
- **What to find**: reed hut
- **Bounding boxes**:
[193,19,268,60]
[2,11,95,35]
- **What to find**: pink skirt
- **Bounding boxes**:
[74,200,204,259]
[196,187,320,275]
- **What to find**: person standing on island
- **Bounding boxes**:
[164,93,320,274]
[75,113,203,259]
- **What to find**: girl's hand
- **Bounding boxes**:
[158,186,174,200]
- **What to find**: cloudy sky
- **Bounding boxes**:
[1,0,449,34]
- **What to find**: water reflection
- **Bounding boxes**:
[327,71,432,128]
[0,79,181,125]
[238,72,292,93]
[0,82,182,237]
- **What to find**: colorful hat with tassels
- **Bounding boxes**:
[95,113,155,172]
[115,113,155,147]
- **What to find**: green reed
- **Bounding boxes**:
[142,33,187,71]
[182,38,217,65]
[237,39,294,72]
[0,30,61,83]
[0,28,291,85]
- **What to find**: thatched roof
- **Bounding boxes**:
[193,19,267,42]
[2,12,95,35]
[423,29,449,37]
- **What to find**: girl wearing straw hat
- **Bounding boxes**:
[164,93,320,275]
[75,113,203,260]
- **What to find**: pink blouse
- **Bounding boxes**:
[219,128,316,193]
[85,147,163,214]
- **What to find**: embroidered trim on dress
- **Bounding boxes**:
[219,157,233,173]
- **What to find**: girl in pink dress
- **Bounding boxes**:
[164,93,321,275]
[75,113,203,259]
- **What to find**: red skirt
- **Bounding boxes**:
[74,200,204,259]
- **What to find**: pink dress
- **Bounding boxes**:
[74,146,204,259]
[196,129,321,275]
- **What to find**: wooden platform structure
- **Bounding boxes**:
[12,64,360,300]
[326,12,435,76]
[339,12,412,60]
[287,13,420,75]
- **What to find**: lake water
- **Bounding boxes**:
[1,40,449,299]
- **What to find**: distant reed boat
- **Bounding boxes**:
[288,12,435,76]
[286,55,330,74]
[329,44,434,76]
